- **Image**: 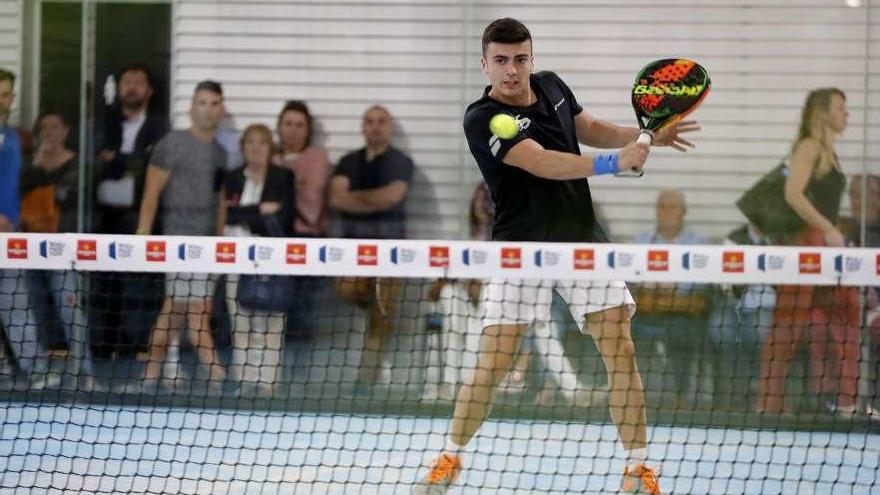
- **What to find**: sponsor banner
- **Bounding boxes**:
[1,235,876,286]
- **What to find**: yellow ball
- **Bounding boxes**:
[489,114,518,139]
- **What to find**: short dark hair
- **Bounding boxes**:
[0,68,15,85]
[117,64,153,87]
[481,18,532,55]
[276,100,314,148]
[194,80,223,97]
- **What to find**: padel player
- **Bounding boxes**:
[414,18,699,495]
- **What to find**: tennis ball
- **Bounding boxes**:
[489,114,518,139]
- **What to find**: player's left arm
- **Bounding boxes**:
[574,109,639,149]
[574,110,700,152]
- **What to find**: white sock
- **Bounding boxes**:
[445,437,466,456]
[626,448,648,468]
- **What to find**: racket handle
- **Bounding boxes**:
[637,130,653,145]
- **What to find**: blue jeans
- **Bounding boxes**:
[26,270,94,377]
[0,269,49,374]
[708,295,773,407]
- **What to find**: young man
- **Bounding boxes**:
[415,18,698,494]
[134,80,228,393]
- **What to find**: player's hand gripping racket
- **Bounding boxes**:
[617,58,711,177]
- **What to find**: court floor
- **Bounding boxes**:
[1,403,878,494]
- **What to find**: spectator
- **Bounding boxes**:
[632,189,711,409]
[95,64,168,234]
[93,64,168,358]
[273,100,330,341]
[134,80,228,394]
[841,174,880,415]
[708,223,774,410]
[840,174,880,247]
[422,183,491,401]
[757,88,867,417]
[215,112,242,171]
[220,123,294,398]
[328,105,414,395]
[0,69,52,389]
[20,111,97,390]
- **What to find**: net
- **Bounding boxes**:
[1,233,878,494]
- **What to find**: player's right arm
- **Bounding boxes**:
[136,164,170,234]
[503,138,648,179]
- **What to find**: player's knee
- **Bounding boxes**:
[618,337,636,360]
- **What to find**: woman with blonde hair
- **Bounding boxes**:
[758,88,874,418]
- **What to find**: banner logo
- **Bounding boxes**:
[40,240,65,258]
[607,250,634,269]
[109,242,133,260]
[757,253,785,272]
[462,248,488,266]
[429,246,450,267]
[390,246,416,265]
[501,247,521,269]
[834,254,862,273]
[798,252,821,274]
[76,240,97,261]
[681,252,709,271]
[178,243,204,261]
[722,251,745,273]
[573,248,595,270]
[319,245,344,263]
[216,242,236,263]
[6,238,27,259]
[357,245,378,266]
[146,241,166,262]
[247,244,273,262]
[647,250,669,271]
[286,243,306,264]
[534,249,560,268]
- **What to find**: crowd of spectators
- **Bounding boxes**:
[0,66,878,419]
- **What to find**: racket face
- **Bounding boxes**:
[632,58,711,132]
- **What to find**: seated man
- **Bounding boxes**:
[632,189,711,409]
[328,105,414,396]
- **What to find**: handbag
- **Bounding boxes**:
[237,274,298,313]
[735,157,812,244]
[20,184,59,233]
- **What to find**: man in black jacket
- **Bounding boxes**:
[92,64,168,359]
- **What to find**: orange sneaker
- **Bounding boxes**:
[413,453,462,494]
[621,463,662,494]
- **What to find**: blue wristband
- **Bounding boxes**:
[592,153,620,176]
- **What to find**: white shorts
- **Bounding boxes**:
[481,278,635,333]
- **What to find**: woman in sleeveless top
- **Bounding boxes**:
[757,88,871,418]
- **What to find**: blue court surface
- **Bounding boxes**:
[1,404,878,494]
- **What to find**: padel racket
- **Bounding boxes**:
[618,58,711,177]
